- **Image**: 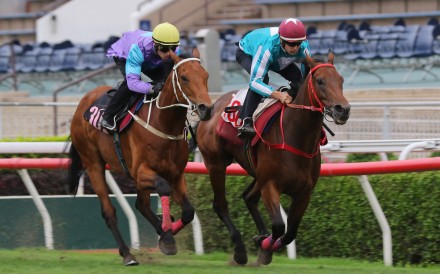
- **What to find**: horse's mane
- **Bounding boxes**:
[178,52,193,59]
[289,57,326,98]
[312,57,326,63]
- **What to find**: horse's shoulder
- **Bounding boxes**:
[78,85,113,107]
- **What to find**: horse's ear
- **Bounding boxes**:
[192,47,200,58]
[170,50,180,63]
[305,53,316,68]
[327,49,335,64]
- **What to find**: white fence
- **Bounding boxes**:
[0,101,440,140]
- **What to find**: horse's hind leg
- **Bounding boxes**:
[208,164,247,265]
[88,168,138,266]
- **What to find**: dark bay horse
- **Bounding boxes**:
[194,52,350,265]
[68,49,213,265]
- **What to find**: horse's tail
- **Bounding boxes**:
[67,139,84,195]
[188,120,199,152]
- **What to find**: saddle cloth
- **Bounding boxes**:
[217,89,283,146]
[83,88,144,134]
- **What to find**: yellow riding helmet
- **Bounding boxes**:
[152,22,180,46]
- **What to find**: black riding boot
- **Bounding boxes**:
[289,81,300,100]
[101,81,131,131]
[237,89,262,138]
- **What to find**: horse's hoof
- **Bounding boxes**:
[233,245,248,265]
[159,230,177,255]
[257,248,273,265]
[123,254,139,266]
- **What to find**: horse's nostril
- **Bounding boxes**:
[198,104,206,112]
[334,105,343,113]
[335,104,350,114]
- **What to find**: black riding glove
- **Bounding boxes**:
[151,82,164,96]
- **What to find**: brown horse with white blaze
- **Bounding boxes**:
[68,49,212,265]
[194,51,350,265]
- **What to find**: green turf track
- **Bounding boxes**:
[0,249,438,274]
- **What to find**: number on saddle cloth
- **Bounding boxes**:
[221,88,279,129]
[83,88,143,134]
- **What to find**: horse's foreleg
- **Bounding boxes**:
[88,169,138,266]
[279,193,312,248]
[135,190,161,233]
[170,176,194,235]
[154,175,177,255]
[257,182,283,265]
[208,165,247,265]
[242,179,269,236]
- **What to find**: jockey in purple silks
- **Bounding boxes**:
[101,22,181,132]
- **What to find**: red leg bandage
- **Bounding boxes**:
[172,219,184,235]
[261,235,274,250]
[271,238,282,251]
[160,196,172,232]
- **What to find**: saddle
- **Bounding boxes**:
[83,88,144,134]
[216,96,328,147]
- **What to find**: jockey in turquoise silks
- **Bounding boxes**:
[236,18,312,138]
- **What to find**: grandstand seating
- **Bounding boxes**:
[34,42,53,72]
[2,16,440,88]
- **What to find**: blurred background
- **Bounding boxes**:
[0,0,439,144]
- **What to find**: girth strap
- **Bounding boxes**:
[113,132,130,175]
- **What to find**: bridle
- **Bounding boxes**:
[286,63,335,113]
[255,63,337,158]
[128,57,202,140]
[155,57,201,111]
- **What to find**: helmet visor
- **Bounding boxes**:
[282,39,302,47]
[158,44,177,53]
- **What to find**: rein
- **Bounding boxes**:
[129,57,201,140]
[256,63,336,158]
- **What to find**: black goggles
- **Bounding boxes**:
[282,40,302,47]
[158,44,177,53]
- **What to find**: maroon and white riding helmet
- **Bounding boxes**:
[278,18,306,42]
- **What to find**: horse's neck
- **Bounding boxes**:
[283,80,323,150]
[151,89,188,133]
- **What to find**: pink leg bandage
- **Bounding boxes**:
[261,235,274,250]
[160,196,172,232]
[172,219,184,235]
[271,238,283,251]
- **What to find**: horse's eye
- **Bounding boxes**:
[316,78,324,85]
[181,75,188,82]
